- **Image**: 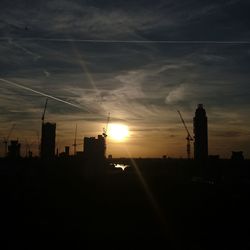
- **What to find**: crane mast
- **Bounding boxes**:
[3,123,16,157]
[177,110,193,159]
[73,124,77,155]
[102,112,110,138]
[40,98,48,157]
[102,113,110,158]
[41,98,48,124]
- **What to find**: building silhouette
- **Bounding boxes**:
[84,135,105,160]
[231,151,244,161]
[8,140,21,158]
[65,146,70,156]
[193,104,208,161]
[41,122,56,159]
[59,146,70,157]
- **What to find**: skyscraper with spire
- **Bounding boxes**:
[193,104,208,161]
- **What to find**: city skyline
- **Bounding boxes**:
[1,0,250,158]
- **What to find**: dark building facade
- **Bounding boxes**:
[41,122,56,159]
[193,104,208,161]
[65,146,70,156]
[8,140,21,158]
[231,151,244,161]
[59,146,70,157]
[84,135,105,160]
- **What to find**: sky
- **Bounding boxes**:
[0,0,250,158]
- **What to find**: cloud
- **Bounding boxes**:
[211,131,248,138]
[0,0,250,157]
[165,84,188,104]
[1,0,250,43]
[43,70,50,77]
[0,0,165,41]
[8,38,41,60]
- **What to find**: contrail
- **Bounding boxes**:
[7,38,41,59]
[0,37,250,45]
[0,78,128,122]
[0,78,89,111]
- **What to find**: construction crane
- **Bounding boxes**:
[40,98,48,157]
[41,98,48,124]
[102,112,110,138]
[177,110,193,159]
[72,124,78,155]
[72,142,84,150]
[72,124,86,155]
[25,139,36,158]
[102,113,110,158]
[2,124,16,157]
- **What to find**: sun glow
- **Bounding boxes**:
[109,124,129,141]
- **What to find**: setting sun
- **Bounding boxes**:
[109,124,129,141]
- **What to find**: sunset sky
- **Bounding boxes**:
[0,0,250,158]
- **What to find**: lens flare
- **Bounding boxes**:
[109,124,129,141]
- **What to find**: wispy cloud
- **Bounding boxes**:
[7,38,41,60]
[0,0,250,157]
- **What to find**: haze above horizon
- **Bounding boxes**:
[0,0,250,158]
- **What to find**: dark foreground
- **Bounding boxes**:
[0,158,250,248]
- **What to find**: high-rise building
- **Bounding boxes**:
[193,104,208,161]
[84,135,105,159]
[41,122,56,159]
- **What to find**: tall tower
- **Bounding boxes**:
[41,122,56,159]
[193,104,208,161]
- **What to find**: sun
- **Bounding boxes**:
[109,124,129,141]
